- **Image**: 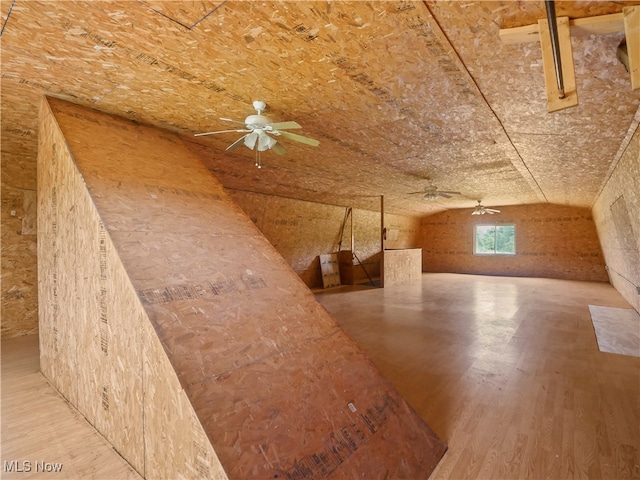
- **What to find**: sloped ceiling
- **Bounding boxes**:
[2,1,639,216]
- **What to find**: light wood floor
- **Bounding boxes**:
[315,273,640,479]
[2,273,639,479]
[1,334,141,479]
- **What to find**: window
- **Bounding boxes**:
[474,224,515,255]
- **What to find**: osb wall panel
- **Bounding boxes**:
[190,329,440,479]
[143,314,226,480]
[37,105,78,406]
[383,249,422,288]
[593,121,640,312]
[1,150,38,339]
[46,97,446,478]
[225,189,421,287]
[420,203,608,282]
[38,97,226,478]
[1,80,40,158]
[74,214,145,473]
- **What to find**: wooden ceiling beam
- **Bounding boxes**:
[500,8,640,99]
[499,12,625,44]
[624,6,640,90]
[538,17,578,112]
[572,12,625,35]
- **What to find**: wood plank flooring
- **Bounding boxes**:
[1,334,141,479]
[315,273,640,480]
[2,273,638,479]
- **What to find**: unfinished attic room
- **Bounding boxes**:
[2,0,640,478]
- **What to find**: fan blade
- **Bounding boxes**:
[408,191,424,195]
[486,209,501,213]
[438,193,452,199]
[244,132,258,150]
[277,130,319,146]
[272,142,287,155]
[268,121,302,130]
[439,191,461,195]
[194,129,249,137]
[226,135,248,151]
[220,117,247,125]
[257,131,276,151]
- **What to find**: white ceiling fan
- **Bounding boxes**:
[472,200,501,215]
[409,184,461,201]
[194,100,319,167]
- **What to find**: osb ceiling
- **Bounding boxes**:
[2,1,639,216]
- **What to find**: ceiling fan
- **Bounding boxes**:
[194,100,319,168]
[409,185,461,201]
[472,200,501,215]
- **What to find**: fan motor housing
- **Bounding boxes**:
[245,114,271,128]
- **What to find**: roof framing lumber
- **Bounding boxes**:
[624,6,640,90]
[538,17,578,112]
[499,12,625,44]
[500,8,640,98]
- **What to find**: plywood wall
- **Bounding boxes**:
[39,96,446,478]
[225,189,421,287]
[420,203,608,282]
[38,97,227,479]
[1,150,38,338]
[593,117,640,312]
[37,99,79,409]
[383,249,422,288]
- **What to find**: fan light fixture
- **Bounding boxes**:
[472,200,501,215]
[423,192,438,201]
[194,100,319,168]
[409,184,461,201]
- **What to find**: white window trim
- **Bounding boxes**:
[473,224,516,256]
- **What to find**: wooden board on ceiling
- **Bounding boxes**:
[499,12,626,44]
[624,6,640,90]
[1,0,13,23]
[140,1,224,28]
[1,0,639,222]
[538,17,578,112]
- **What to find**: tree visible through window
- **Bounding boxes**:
[474,225,515,255]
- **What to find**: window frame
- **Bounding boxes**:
[473,223,516,256]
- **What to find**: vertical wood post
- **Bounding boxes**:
[380,195,385,288]
[350,207,354,252]
[624,6,640,90]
